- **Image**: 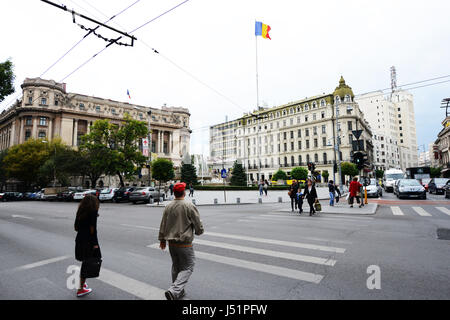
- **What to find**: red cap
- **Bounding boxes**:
[173,182,186,193]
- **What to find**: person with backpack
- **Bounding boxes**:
[74,194,102,297]
[263,179,269,196]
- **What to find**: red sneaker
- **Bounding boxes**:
[77,287,92,297]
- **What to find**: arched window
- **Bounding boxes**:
[290,108,294,114]
[320,99,325,107]
[306,154,310,163]
[298,155,302,165]
[345,95,351,102]
[312,101,317,109]
[291,156,295,166]
[314,153,319,162]
[284,157,288,166]
[276,111,280,117]
[297,106,301,112]
[283,110,286,116]
[335,96,341,103]
[304,103,309,110]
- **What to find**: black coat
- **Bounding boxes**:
[75,211,101,262]
[290,183,299,198]
[304,186,318,203]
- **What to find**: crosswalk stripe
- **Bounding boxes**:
[272,213,374,221]
[412,207,432,217]
[13,256,70,271]
[260,214,370,224]
[148,244,323,284]
[193,239,336,266]
[99,268,165,300]
[436,207,450,216]
[391,206,404,216]
[204,231,345,253]
[248,216,369,228]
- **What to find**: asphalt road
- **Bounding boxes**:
[1,191,450,300]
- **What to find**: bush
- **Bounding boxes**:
[194,185,291,191]
[272,169,287,181]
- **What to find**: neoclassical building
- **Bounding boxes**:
[210,77,374,183]
[0,78,191,185]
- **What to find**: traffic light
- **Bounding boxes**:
[353,152,365,170]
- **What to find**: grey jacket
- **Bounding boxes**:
[158,199,204,244]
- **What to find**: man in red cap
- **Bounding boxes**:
[158,182,204,300]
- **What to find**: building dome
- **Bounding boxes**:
[333,76,354,100]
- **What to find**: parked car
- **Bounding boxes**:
[0,192,23,202]
[129,187,164,204]
[445,180,450,199]
[114,187,136,203]
[99,188,119,202]
[73,189,97,201]
[396,179,426,199]
[57,190,76,202]
[365,178,383,198]
[420,178,432,192]
[428,178,449,195]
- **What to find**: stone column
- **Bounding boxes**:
[9,120,16,147]
[32,117,38,138]
[19,117,24,144]
[169,131,172,154]
[48,118,53,140]
[159,130,162,153]
[73,119,78,146]
[87,121,91,134]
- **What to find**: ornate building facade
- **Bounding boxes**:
[0,78,191,186]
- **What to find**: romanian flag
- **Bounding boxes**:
[255,21,271,40]
[127,89,131,99]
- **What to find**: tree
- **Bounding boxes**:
[152,158,175,204]
[322,170,330,182]
[3,139,50,188]
[0,59,15,102]
[430,167,442,178]
[291,167,308,181]
[0,150,8,191]
[375,169,384,179]
[181,162,198,186]
[341,162,359,179]
[273,169,287,181]
[230,161,247,186]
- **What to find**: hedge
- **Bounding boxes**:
[193,185,305,191]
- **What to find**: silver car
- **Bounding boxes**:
[365,178,383,198]
[129,187,164,204]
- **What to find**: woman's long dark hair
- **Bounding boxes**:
[76,194,100,221]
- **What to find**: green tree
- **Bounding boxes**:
[0,150,8,191]
[273,169,287,181]
[152,158,175,204]
[0,59,15,102]
[3,139,50,188]
[181,162,198,186]
[341,162,359,178]
[322,170,330,182]
[430,167,442,178]
[375,169,384,179]
[230,161,247,186]
[291,167,308,181]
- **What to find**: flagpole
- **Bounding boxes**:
[255,32,260,111]
[255,26,261,183]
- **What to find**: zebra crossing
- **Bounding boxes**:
[388,205,450,218]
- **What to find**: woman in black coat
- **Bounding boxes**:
[74,194,101,297]
[303,179,318,216]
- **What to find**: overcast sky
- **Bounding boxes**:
[1,0,450,156]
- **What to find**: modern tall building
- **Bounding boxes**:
[0,77,191,186]
[210,77,374,183]
[355,69,418,171]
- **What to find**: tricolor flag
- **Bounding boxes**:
[127,89,131,99]
[255,21,271,40]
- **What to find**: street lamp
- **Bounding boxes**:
[334,101,344,194]
[42,140,56,187]
[134,106,152,186]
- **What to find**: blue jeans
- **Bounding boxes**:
[329,192,335,206]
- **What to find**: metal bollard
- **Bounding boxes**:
[258,197,263,204]
[278,197,282,203]
[149,198,154,204]
[214,198,218,205]
[236,197,240,204]
[192,199,196,205]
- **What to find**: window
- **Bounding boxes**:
[290,131,294,139]
[313,113,317,121]
[291,156,295,166]
[298,141,302,150]
[306,140,310,148]
[96,106,101,112]
[54,99,58,106]
[323,153,327,163]
[283,132,287,140]
[284,143,287,152]
[290,118,294,125]
[39,117,47,126]
[111,108,117,115]
[40,98,47,105]
[38,131,46,139]
[321,111,325,119]
[312,102,317,109]
[25,130,31,141]
[25,117,32,126]
[322,125,326,134]
[314,139,318,148]
[313,126,317,135]
[306,154,310,163]
[298,129,301,138]
[299,155,302,164]
[348,121,352,130]
[305,129,309,136]
[305,115,308,122]
[322,137,326,147]
[291,142,294,150]
[320,99,325,107]
[28,97,33,104]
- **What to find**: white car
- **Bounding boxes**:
[73,189,97,201]
[99,188,118,202]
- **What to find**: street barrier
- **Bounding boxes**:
[278,197,282,203]
[214,198,218,205]
[236,197,240,204]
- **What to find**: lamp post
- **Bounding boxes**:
[134,106,152,186]
[334,101,344,194]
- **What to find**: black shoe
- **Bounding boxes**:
[165,290,175,300]
[179,289,185,299]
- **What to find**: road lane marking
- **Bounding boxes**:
[204,231,346,253]
[13,256,70,271]
[148,244,323,284]
[270,213,374,221]
[412,207,432,217]
[259,214,370,225]
[120,224,159,231]
[436,207,450,216]
[193,239,336,266]
[248,216,368,228]
[99,268,165,300]
[391,206,404,216]
[11,215,34,220]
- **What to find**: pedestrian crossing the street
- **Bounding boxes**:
[388,206,450,218]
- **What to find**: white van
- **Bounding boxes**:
[383,169,405,192]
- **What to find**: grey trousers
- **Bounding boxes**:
[168,245,195,298]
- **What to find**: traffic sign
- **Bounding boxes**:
[352,130,363,140]
[221,169,227,179]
